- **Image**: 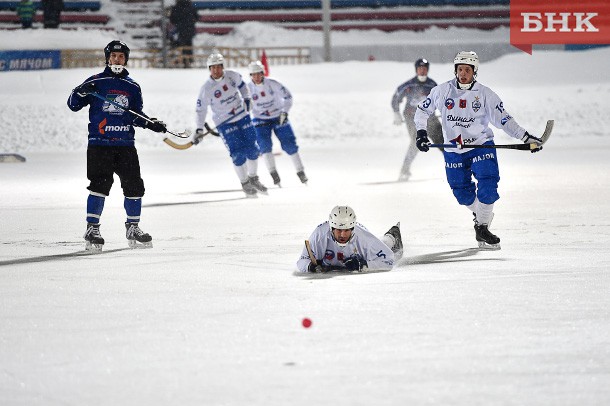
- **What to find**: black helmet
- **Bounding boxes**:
[414,58,429,70]
[104,40,130,64]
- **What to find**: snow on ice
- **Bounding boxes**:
[1,28,609,405]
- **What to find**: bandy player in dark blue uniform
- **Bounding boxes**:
[67,40,168,251]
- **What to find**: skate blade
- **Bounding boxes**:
[85,242,103,252]
[478,241,501,250]
[244,193,258,199]
[128,240,153,249]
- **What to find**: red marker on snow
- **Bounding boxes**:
[302,318,312,328]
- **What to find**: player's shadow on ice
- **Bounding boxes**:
[143,196,248,208]
[396,248,504,267]
[0,248,131,267]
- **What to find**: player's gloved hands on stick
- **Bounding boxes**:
[393,111,403,126]
[308,261,328,273]
[147,118,167,133]
[344,254,368,272]
[193,128,205,145]
[521,131,543,153]
[75,82,96,97]
[279,112,288,125]
[416,130,430,152]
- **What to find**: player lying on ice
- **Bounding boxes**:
[297,206,404,273]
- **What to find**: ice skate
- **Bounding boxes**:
[84,223,104,252]
[270,170,281,187]
[241,179,258,198]
[474,224,501,250]
[125,222,153,249]
[297,170,308,184]
[249,175,268,194]
[385,222,404,259]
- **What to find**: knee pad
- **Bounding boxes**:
[231,152,247,167]
[88,177,113,196]
[476,177,500,204]
[452,186,477,206]
[122,178,145,197]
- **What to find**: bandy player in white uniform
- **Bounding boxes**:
[414,51,543,249]
[297,206,403,273]
[247,60,308,187]
[194,52,268,197]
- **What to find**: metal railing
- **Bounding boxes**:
[61,46,311,69]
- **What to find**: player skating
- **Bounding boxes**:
[247,60,308,187]
[414,51,543,249]
[391,58,443,181]
[297,206,403,273]
[67,40,166,251]
[194,52,268,197]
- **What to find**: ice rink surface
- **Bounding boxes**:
[1,43,609,404]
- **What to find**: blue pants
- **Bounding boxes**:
[217,116,260,166]
[443,142,500,206]
[252,118,299,155]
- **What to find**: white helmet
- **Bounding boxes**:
[454,51,479,74]
[329,206,356,230]
[248,60,265,75]
[329,206,356,247]
[207,52,224,68]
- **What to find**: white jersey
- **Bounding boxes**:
[195,70,251,128]
[296,222,394,273]
[414,79,526,154]
[247,78,293,120]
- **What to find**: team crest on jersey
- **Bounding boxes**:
[102,94,128,115]
[451,134,463,146]
[445,98,455,110]
[459,99,467,108]
[471,96,481,112]
[214,90,222,98]
[252,94,259,100]
[324,250,335,261]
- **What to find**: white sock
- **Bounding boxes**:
[290,152,304,172]
[262,152,276,172]
[234,163,248,183]
[382,234,395,249]
[246,158,258,177]
[476,202,495,225]
[466,197,479,214]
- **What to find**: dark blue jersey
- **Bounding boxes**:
[67,67,149,147]
[391,76,437,119]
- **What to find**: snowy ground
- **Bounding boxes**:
[1,40,610,404]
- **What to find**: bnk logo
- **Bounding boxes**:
[521,13,598,32]
[510,0,610,54]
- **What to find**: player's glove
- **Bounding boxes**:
[193,128,206,145]
[146,118,167,133]
[416,130,430,152]
[393,111,403,126]
[308,261,329,273]
[279,112,288,126]
[244,99,252,112]
[75,82,96,97]
[343,254,368,272]
[521,131,543,153]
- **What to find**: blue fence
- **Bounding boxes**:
[0,1,100,11]
[0,50,61,71]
